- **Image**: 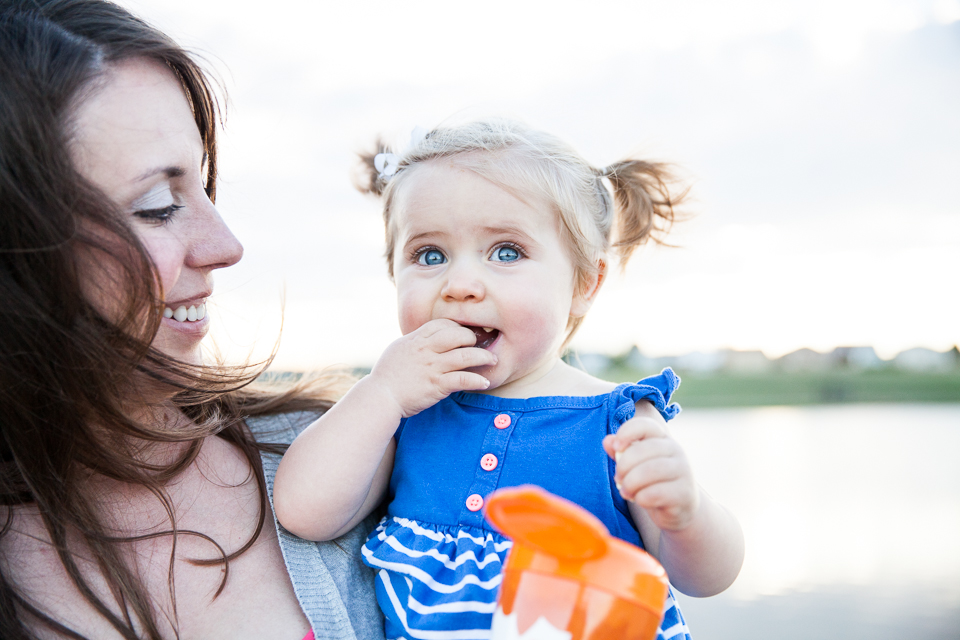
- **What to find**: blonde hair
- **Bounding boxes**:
[357,119,687,345]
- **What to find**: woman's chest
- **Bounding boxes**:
[2,456,309,639]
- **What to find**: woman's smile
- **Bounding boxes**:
[163,302,207,323]
[69,57,242,366]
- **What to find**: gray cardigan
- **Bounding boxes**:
[248,412,385,640]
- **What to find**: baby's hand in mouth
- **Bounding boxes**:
[463,325,499,350]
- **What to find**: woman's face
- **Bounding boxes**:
[70,57,243,366]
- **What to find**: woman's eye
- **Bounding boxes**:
[491,245,521,262]
[133,204,183,224]
[417,249,446,266]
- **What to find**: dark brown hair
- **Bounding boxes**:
[0,1,344,638]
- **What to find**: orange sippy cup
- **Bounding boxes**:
[484,486,669,640]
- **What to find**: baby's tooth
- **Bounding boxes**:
[173,306,188,322]
[163,307,174,319]
[197,303,206,320]
[482,327,493,333]
[187,305,198,322]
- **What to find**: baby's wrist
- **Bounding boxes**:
[658,492,704,536]
[351,375,407,426]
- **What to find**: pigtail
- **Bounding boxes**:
[354,138,392,196]
[601,160,689,264]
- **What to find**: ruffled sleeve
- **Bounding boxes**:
[611,367,682,429]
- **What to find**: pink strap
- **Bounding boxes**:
[302,632,314,640]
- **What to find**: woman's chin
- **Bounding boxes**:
[154,316,209,364]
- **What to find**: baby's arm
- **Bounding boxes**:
[274,319,497,541]
[602,401,744,597]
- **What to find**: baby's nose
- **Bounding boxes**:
[440,263,485,301]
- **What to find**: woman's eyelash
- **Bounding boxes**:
[133,204,183,223]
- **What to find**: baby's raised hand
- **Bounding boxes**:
[603,405,700,533]
[368,318,498,419]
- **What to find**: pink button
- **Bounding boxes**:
[480,454,498,471]
[494,414,511,429]
[465,494,484,511]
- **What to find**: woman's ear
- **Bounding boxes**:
[571,258,606,318]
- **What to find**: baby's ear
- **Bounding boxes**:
[571,258,606,318]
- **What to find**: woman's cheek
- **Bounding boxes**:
[143,236,185,298]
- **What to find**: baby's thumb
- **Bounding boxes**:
[602,434,619,459]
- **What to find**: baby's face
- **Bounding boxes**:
[390,160,589,395]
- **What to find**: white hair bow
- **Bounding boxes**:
[374,152,399,180]
[374,126,429,182]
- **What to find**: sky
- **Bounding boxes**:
[119,0,960,370]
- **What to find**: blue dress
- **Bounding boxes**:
[362,369,692,640]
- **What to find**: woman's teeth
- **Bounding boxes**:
[163,303,206,322]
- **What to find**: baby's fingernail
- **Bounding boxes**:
[615,480,622,491]
[615,451,622,463]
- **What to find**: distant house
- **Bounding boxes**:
[721,349,772,373]
[572,352,612,375]
[778,348,832,372]
[830,346,884,370]
[626,346,667,372]
[894,347,956,372]
[671,351,727,374]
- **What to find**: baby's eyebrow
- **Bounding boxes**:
[479,225,537,244]
[404,230,446,245]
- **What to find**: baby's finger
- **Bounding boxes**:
[614,438,677,480]
[612,416,667,451]
[632,479,700,532]
[439,346,498,372]
[618,455,684,500]
[631,478,688,510]
[414,318,463,338]
[425,323,480,353]
[438,370,490,394]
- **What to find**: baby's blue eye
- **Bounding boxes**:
[418,249,446,266]
[491,246,520,262]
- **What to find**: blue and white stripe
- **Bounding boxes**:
[658,588,691,640]
[362,516,691,640]
[363,517,511,639]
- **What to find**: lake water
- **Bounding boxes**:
[667,404,960,639]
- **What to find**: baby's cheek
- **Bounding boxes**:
[396,293,430,335]
[508,305,565,351]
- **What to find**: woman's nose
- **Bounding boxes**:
[440,261,485,302]
[186,200,243,271]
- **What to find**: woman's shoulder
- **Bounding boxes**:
[245,410,324,445]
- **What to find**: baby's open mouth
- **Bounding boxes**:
[465,325,499,350]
